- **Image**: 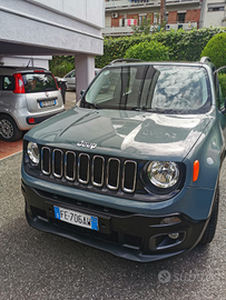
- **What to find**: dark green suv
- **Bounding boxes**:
[21,58,226,262]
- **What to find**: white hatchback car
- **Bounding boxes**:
[0,66,65,141]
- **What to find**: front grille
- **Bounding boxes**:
[40,147,137,193]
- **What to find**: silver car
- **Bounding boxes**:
[0,66,65,141]
[63,68,101,90]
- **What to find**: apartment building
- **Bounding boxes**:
[200,0,226,27]
[103,0,203,36]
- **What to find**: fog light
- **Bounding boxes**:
[168,232,180,240]
[161,216,181,225]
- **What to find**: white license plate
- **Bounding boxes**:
[39,99,57,108]
[54,206,98,231]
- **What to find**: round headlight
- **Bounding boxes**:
[147,161,179,189]
[27,142,40,165]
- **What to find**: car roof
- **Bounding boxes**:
[106,58,214,71]
[0,66,50,76]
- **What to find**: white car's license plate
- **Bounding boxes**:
[54,206,98,231]
[39,99,57,108]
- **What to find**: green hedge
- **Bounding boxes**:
[95,27,226,68]
[50,27,226,74]
[125,40,169,61]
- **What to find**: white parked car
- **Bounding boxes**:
[63,68,101,90]
[0,66,65,141]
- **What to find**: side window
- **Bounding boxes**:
[70,70,75,78]
[2,76,15,91]
[217,69,226,110]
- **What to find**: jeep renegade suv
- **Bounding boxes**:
[21,58,226,262]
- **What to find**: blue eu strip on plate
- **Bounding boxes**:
[54,206,61,220]
[91,216,98,231]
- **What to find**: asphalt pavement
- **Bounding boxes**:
[1,94,226,299]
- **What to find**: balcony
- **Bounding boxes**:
[166,22,197,30]
[102,21,197,36]
[105,0,157,10]
[105,0,200,10]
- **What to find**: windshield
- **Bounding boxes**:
[83,65,211,114]
[22,73,58,93]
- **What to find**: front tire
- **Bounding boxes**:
[200,185,219,244]
[0,115,22,142]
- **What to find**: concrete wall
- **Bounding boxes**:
[29,0,104,29]
[0,0,104,56]
[0,56,51,69]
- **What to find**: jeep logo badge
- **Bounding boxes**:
[77,140,97,150]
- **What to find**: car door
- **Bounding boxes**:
[66,70,75,90]
[215,66,226,141]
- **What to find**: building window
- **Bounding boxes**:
[208,3,225,11]
[165,13,169,24]
[154,13,158,24]
[139,14,147,24]
[177,12,186,23]
[129,0,150,2]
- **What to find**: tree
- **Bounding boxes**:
[131,17,152,36]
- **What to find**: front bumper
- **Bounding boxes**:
[21,180,208,262]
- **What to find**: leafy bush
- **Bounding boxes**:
[219,73,226,106]
[201,33,226,69]
[49,27,226,70]
[50,56,74,77]
[95,27,226,68]
[124,40,169,61]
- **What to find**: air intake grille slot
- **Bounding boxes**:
[53,149,63,178]
[40,147,137,193]
[78,153,90,184]
[107,158,120,190]
[41,147,51,175]
[122,161,137,193]
[65,151,76,181]
[92,155,105,187]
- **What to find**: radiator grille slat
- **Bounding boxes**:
[92,155,105,187]
[40,147,137,193]
[107,158,120,190]
[122,161,137,193]
[65,151,76,181]
[78,153,90,184]
[53,149,63,178]
[41,147,51,175]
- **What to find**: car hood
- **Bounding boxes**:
[28,107,210,161]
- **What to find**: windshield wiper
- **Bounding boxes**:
[81,98,99,109]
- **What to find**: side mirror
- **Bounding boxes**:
[80,90,85,97]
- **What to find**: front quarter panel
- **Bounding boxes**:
[184,108,225,191]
